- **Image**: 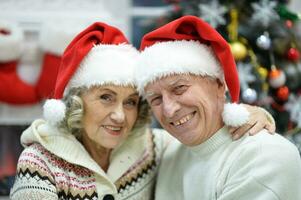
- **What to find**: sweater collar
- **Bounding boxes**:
[188,126,232,157]
[21,119,148,188]
[107,127,150,182]
[21,119,110,178]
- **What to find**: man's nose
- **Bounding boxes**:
[162,94,180,118]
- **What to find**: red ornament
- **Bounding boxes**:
[276,86,289,101]
[287,47,300,62]
[285,20,293,29]
[271,102,285,112]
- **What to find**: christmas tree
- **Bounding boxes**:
[147,0,301,152]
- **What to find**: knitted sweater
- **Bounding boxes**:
[155,126,301,200]
[10,119,170,200]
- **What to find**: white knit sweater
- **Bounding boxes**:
[10,119,170,200]
[155,126,301,200]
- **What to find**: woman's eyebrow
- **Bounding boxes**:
[129,92,139,97]
[96,88,116,95]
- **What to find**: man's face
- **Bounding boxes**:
[145,74,225,146]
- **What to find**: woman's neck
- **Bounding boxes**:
[81,135,112,172]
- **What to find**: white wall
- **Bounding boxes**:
[289,0,301,13]
[0,0,131,124]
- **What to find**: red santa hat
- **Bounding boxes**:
[136,15,249,127]
[43,22,139,126]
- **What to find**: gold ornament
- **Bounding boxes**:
[257,66,268,80]
[230,41,247,61]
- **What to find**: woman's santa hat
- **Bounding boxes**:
[43,22,139,126]
[135,15,249,127]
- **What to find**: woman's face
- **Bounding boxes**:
[81,85,139,149]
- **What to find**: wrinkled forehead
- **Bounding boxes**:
[144,73,221,97]
[144,73,213,88]
[144,74,188,90]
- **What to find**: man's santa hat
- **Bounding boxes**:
[43,22,139,126]
[136,15,249,127]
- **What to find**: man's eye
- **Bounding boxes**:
[100,94,112,102]
[150,96,162,106]
[174,85,188,95]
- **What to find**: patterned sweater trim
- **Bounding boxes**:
[10,127,163,200]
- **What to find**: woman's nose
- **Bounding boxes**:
[110,104,125,123]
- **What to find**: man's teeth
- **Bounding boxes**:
[103,125,121,131]
[173,113,194,126]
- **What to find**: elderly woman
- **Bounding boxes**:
[10,22,274,200]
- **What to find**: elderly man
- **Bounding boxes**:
[135,16,301,200]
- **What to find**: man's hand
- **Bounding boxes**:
[229,104,276,140]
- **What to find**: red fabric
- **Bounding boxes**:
[35,53,61,99]
[140,15,240,103]
[53,22,129,99]
[0,61,39,104]
[0,153,16,178]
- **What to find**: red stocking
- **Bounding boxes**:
[36,23,83,99]
[0,22,39,104]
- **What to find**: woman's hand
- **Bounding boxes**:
[229,104,276,140]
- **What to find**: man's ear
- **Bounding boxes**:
[216,79,226,97]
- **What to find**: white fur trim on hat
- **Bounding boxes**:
[222,103,250,127]
[43,99,66,126]
[39,22,86,56]
[0,21,23,62]
[65,43,139,94]
[136,40,224,95]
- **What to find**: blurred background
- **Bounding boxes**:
[0,0,301,198]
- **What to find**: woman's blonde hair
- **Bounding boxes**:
[58,86,151,140]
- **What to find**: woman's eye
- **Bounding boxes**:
[125,99,138,107]
[100,94,113,102]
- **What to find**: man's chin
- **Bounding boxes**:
[166,130,196,146]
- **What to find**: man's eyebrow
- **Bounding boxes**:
[168,78,189,87]
[145,91,156,98]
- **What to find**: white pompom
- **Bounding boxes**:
[222,103,250,127]
[43,99,66,126]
